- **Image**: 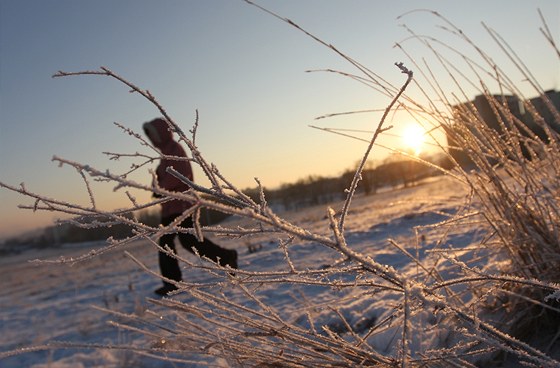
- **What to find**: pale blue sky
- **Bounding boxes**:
[1,0,559,238]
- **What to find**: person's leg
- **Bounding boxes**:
[177,217,238,269]
[158,233,182,281]
[155,215,182,295]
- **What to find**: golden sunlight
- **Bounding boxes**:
[401,124,426,156]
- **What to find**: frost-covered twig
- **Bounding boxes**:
[338,62,413,233]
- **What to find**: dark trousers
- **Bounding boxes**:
[158,215,229,285]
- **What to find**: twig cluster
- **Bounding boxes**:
[1,4,560,368]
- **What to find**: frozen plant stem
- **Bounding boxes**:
[338,62,413,233]
[244,0,414,234]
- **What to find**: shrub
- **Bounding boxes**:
[1,4,559,367]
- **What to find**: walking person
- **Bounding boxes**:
[143,117,238,296]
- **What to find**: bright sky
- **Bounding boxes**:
[1,0,559,239]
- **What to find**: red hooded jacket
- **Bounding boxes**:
[143,118,194,218]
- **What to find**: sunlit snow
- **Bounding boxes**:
[0,176,499,367]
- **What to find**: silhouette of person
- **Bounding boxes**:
[143,117,237,296]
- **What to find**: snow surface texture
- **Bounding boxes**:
[0,176,543,367]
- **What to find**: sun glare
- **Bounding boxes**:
[401,124,426,156]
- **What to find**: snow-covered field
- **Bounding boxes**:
[0,175,503,367]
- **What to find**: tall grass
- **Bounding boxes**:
[1,4,559,367]
[396,10,560,355]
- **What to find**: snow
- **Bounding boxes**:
[0,175,502,367]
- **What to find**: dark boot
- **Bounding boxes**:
[220,249,238,269]
[154,283,178,296]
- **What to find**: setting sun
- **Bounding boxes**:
[401,124,426,156]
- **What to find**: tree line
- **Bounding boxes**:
[1,153,451,251]
[0,207,230,252]
[246,153,453,211]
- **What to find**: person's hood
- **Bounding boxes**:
[143,118,173,150]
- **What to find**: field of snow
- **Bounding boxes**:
[1,175,498,367]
